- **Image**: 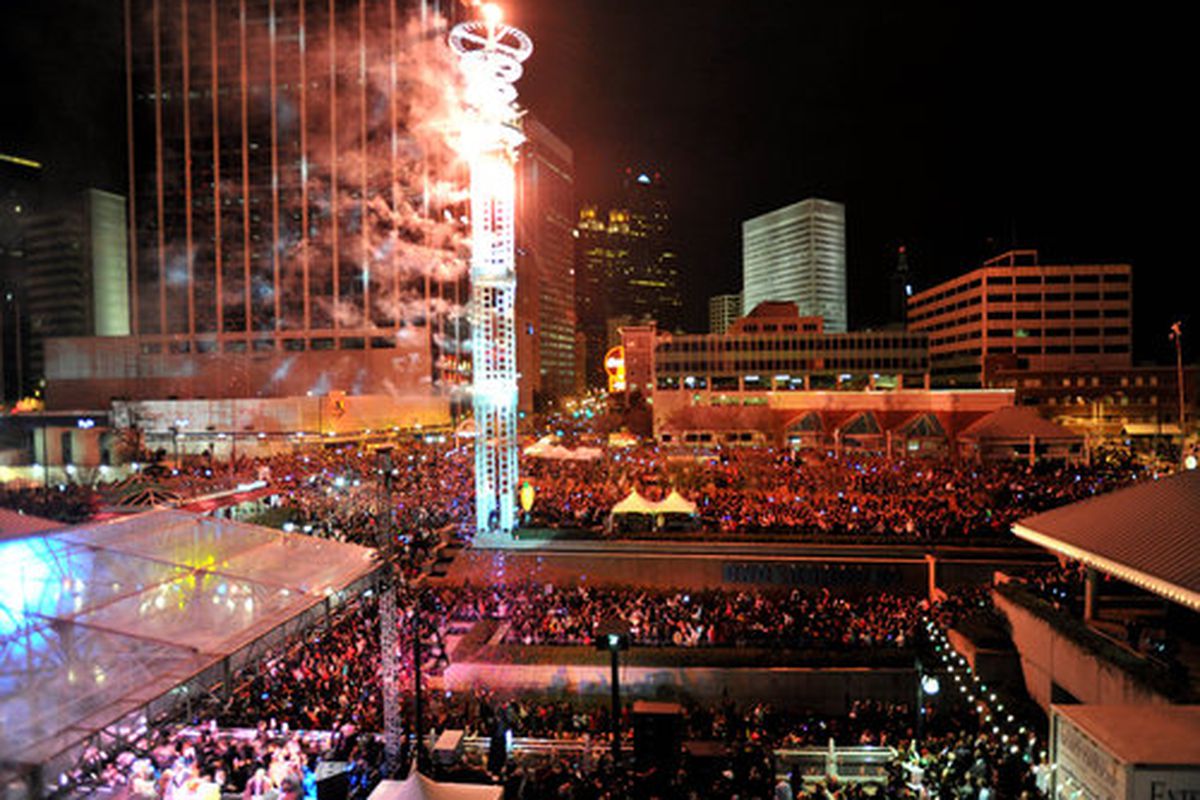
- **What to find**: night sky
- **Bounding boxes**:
[1,0,1189,361]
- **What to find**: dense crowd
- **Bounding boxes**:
[77,726,386,800]
[203,583,950,739]
[263,442,470,548]
[95,688,1046,800]
[11,438,1126,800]
[0,484,99,523]
[67,554,1047,800]
[521,447,1149,540]
[446,582,923,650]
[5,437,1151,545]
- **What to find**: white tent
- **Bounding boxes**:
[655,489,697,516]
[523,436,602,461]
[368,775,502,800]
[522,435,557,456]
[610,489,657,516]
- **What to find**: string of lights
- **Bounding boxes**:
[919,615,1048,765]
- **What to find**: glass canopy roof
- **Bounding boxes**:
[0,509,377,768]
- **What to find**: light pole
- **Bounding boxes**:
[413,594,427,773]
[595,621,630,766]
[171,418,188,472]
[1171,322,1186,452]
[915,658,939,745]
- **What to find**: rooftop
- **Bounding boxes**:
[1013,470,1200,610]
[0,509,377,768]
[1054,704,1200,765]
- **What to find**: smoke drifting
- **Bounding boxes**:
[281,5,471,333]
[134,0,475,358]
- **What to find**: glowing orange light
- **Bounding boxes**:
[482,3,503,27]
[605,346,627,393]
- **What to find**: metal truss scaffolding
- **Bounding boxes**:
[450,11,533,537]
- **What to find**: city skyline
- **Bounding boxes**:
[0,0,1189,362]
[1,3,1198,793]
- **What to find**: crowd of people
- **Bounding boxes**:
[0,483,99,523]
[444,582,923,650]
[93,679,1047,800]
[4,436,1151,546]
[10,436,1139,800]
[521,447,1149,540]
[68,572,1002,793]
[76,725,386,800]
[205,582,956,740]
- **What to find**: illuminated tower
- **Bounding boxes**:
[450,7,532,536]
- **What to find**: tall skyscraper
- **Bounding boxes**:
[517,117,576,409]
[742,198,846,332]
[104,0,460,401]
[708,292,742,334]
[575,169,682,388]
[23,189,130,383]
[612,170,683,332]
[575,204,610,390]
[889,245,913,328]
[1,153,42,402]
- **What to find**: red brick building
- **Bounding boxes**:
[907,250,1132,387]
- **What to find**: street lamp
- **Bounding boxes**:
[170,418,189,473]
[595,620,630,766]
[914,659,941,745]
[1170,322,1186,459]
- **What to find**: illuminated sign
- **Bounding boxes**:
[604,345,627,393]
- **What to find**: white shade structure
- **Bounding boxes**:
[0,509,377,777]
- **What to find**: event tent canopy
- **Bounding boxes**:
[0,509,377,771]
[610,490,697,517]
[368,775,502,800]
[656,490,698,515]
[522,436,602,461]
[610,490,658,516]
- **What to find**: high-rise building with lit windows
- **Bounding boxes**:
[23,189,130,382]
[1,153,42,401]
[123,0,463,340]
[45,0,465,411]
[708,292,741,334]
[742,198,846,333]
[516,117,576,409]
[906,249,1133,387]
[611,170,682,333]
[574,169,682,388]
